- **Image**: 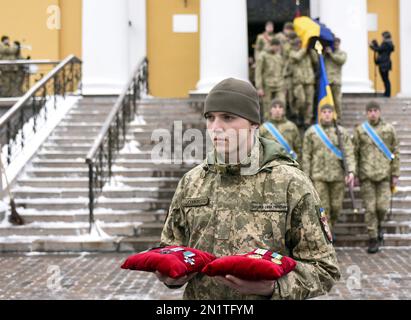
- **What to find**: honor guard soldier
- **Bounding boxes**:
[324,38,347,121]
[302,104,356,236]
[259,99,301,162]
[289,37,317,127]
[157,78,340,300]
[255,38,286,121]
[353,101,400,253]
[254,21,275,61]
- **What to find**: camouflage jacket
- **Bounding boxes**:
[259,118,302,161]
[255,51,285,90]
[161,137,340,300]
[289,48,317,85]
[0,42,18,60]
[353,119,400,181]
[302,123,356,182]
[324,49,347,85]
[254,32,274,60]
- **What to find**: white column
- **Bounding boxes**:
[317,0,373,93]
[128,0,147,69]
[399,0,411,97]
[193,0,249,94]
[82,0,130,95]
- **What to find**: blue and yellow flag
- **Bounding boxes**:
[294,16,336,122]
[316,42,335,122]
[293,16,334,49]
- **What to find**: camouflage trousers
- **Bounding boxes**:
[330,84,342,121]
[292,84,315,125]
[360,179,391,239]
[313,180,345,229]
[285,77,293,114]
[262,85,286,121]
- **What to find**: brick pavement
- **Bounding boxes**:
[0,247,410,300]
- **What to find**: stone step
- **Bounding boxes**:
[118,236,161,252]
[334,234,411,247]
[0,221,141,237]
[337,208,411,222]
[342,197,411,209]
[15,197,171,211]
[18,208,167,224]
[12,187,175,199]
[37,152,87,160]
[334,221,411,235]
[137,222,164,237]
[16,177,180,188]
[41,145,92,152]
[37,151,158,160]
[24,167,191,179]
[0,237,120,252]
[30,159,199,169]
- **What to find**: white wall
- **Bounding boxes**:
[194,0,249,93]
[316,0,373,93]
[82,0,130,95]
[128,0,147,69]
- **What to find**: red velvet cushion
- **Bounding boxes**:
[201,248,297,281]
[121,246,216,279]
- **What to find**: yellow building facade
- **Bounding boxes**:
[0,0,407,97]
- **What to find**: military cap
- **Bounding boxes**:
[204,78,261,124]
[271,99,285,109]
[366,101,381,111]
[319,104,335,112]
[284,22,294,30]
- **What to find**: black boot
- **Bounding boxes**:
[367,238,379,254]
[378,225,384,246]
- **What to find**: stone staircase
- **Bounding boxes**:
[0,98,204,252]
[1,95,410,252]
[334,96,411,246]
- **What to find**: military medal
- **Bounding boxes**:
[254,248,268,255]
[247,254,263,259]
[271,252,283,265]
[183,251,196,265]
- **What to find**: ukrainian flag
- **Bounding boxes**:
[294,16,336,122]
[317,47,336,121]
[293,16,334,50]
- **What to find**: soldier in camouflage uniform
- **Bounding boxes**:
[275,22,294,46]
[353,101,400,254]
[157,78,340,300]
[0,36,18,97]
[254,21,275,61]
[324,38,347,121]
[259,99,302,162]
[255,38,286,121]
[302,104,355,234]
[289,37,317,127]
[282,31,298,121]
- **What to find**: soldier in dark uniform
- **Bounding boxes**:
[370,31,395,97]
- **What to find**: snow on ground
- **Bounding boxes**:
[119,140,142,154]
[1,95,80,188]
[130,114,146,125]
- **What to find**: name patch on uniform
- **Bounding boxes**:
[182,197,209,207]
[250,202,287,212]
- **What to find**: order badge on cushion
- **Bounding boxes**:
[319,207,333,243]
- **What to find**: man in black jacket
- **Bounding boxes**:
[370,31,395,97]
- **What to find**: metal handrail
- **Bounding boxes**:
[0,54,82,164]
[0,59,60,65]
[85,57,148,231]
